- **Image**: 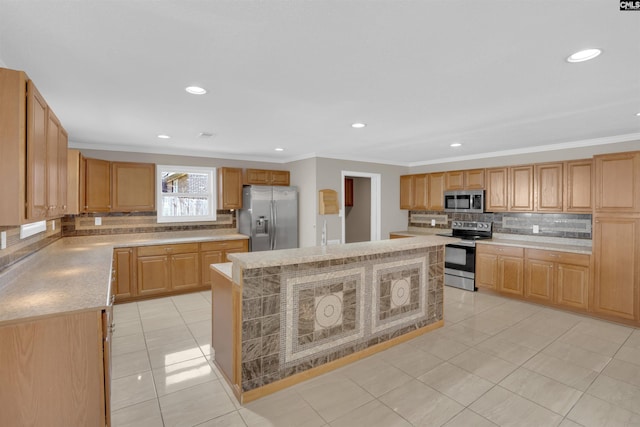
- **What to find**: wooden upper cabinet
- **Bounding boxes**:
[26,80,49,221]
[535,163,563,212]
[445,171,464,190]
[399,175,414,210]
[564,159,593,213]
[414,174,428,210]
[427,172,445,210]
[485,168,508,212]
[509,165,534,211]
[85,158,111,212]
[218,167,243,209]
[111,162,155,212]
[58,127,68,216]
[446,169,485,191]
[465,169,485,189]
[244,168,290,186]
[595,152,640,213]
[46,111,61,217]
[67,149,83,215]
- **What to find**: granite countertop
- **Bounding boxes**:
[228,235,458,269]
[0,230,248,324]
[211,262,232,279]
[392,230,591,255]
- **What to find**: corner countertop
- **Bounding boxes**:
[0,230,248,325]
[228,235,458,269]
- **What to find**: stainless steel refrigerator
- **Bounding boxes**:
[238,186,298,251]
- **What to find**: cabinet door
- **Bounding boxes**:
[137,255,170,296]
[26,80,48,220]
[476,251,498,290]
[535,163,563,212]
[427,172,445,211]
[270,170,290,186]
[245,169,270,185]
[57,127,68,215]
[445,171,464,190]
[595,152,640,213]
[556,263,589,310]
[593,217,639,320]
[465,169,485,189]
[85,158,111,212]
[486,168,508,212]
[344,178,354,207]
[113,248,134,300]
[201,250,224,287]
[499,256,524,296]
[509,165,534,211]
[525,258,554,302]
[399,175,414,210]
[46,111,60,217]
[413,174,428,210]
[111,162,155,212]
[171,252,200,290]
[218,167,243,209]
[565,159,593,213]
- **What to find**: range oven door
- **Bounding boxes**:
[444,243,475,273]
[444,242,476,291]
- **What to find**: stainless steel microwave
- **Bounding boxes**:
[443,190,485,213]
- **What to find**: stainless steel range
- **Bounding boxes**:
[440,221,493,291]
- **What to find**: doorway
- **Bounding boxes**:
[341,171,381,243]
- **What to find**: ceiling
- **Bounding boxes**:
[1,1,639,166]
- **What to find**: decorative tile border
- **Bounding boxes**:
[238,246,444,392]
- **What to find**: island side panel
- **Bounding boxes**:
[238,245,444,394]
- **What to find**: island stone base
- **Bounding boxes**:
[233,244,445,402]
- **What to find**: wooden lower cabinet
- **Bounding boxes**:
[137,243,199,296]
[114,239,248,302]
[0,308,111,427]
[525,248,590,310]
[475,244,523,295]
[593,216,639,320]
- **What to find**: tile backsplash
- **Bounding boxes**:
[0,219,62,272]
[409,211,592,239]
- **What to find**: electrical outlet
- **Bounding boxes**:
[431,219,436,227]
[1,231,6,250]
[51,220,55,231]
[532,225,539,234]
[95,217,102,226]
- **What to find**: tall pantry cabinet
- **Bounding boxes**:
[0,67,69,225]
[592,151,640,322]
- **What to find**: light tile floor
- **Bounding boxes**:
[111,287,640,427]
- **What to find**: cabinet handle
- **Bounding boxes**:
[165,247,173,252]
[110,294,115,304]
[109,323,115,334]
[549,254,558,258]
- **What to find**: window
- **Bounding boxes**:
[156,165,216,223]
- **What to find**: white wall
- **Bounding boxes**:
[288,157,317,248]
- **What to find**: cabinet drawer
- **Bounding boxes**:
[477,244,523,258]
[526,248,590,266]
[200,239,246,251]
[137,243,199,257]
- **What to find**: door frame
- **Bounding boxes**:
[341,171,382,243]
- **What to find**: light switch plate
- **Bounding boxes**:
[95,217,102,226]
[532,225,539,234]
[1,231,6,250]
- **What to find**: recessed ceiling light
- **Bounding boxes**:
[567,48,602,63]
[185,86,207,95]
[450,143,462,147]
[198,132,215,138]
[275,148,284,152]
[157,134,171,139]
[351,123,366,129]
[636,112,640,117]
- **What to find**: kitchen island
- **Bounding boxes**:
[211,235,456,403]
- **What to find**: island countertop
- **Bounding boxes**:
[0,230,247,324]
[227,235,459,270]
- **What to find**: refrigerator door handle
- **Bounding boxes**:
[269,199,275,250]
[272,199,278,250]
